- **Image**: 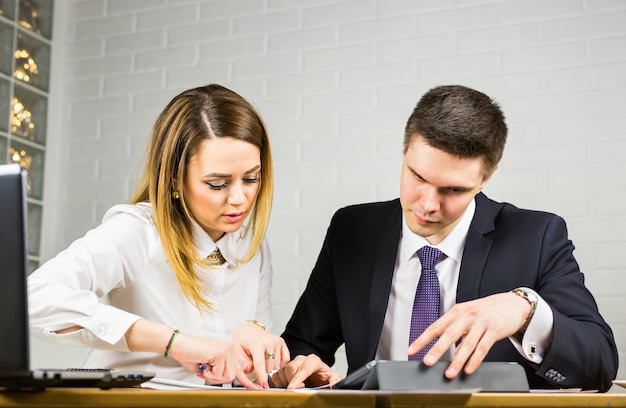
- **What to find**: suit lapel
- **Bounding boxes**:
[368,200,402,358]
[456,193,500,303]
[457,229,492,302]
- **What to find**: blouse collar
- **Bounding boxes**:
[190,220,252,267]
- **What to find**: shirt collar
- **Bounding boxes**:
[190,220,251,267]
[400,197,476,263]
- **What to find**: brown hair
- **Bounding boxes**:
[403,85,507,177]
[130,84,273,311]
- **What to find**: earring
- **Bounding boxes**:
[171,190,180,200]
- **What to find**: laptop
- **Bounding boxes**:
[0,163,155,391]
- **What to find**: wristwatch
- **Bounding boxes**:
[510,288,538,336]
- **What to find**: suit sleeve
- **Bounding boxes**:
[280,210,345,368]
[532,215,618,392]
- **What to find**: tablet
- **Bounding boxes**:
[331,360,529,392]
[331,360,379,389]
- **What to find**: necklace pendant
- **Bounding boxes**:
[206,248,226,266]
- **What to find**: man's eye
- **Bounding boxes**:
[445,187,464,195]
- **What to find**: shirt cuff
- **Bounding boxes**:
[82,303,142,349]
[508,288,554,364]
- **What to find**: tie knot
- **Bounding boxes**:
[417,246,444,271]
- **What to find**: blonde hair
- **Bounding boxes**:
[130,84,273,311]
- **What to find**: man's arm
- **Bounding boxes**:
[280,201,401,387]
[276,211,347,389]
[409,213,618,391]
[281,210,345,367]
[529,215,617,391]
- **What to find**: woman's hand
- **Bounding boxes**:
[167,332,239,385]
[232,321,290,388]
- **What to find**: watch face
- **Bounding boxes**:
[514,289,537,305]
[524,290,537,303]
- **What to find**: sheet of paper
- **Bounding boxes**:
[141,377,298,392]
[141,377,485,394]
[141,377,226,390]
[529,388,594,393]
[612,380,626,389]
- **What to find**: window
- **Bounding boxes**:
[0,0,53,272]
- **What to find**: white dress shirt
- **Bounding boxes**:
[376,198,552,364]
[28,203,273,383]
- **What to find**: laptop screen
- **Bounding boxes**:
[0,163,31,379]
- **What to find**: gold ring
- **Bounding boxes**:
[265,351,276,359]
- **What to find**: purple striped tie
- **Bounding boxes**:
[409,246,444,361]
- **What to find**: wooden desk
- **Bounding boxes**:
[1,388,625,408]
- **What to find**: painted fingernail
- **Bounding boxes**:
[198,364,207,372]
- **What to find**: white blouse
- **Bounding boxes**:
[28,203,273,383]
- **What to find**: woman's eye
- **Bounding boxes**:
[208,182,228,190]
[244,176,260,184]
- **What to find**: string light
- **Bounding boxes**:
[14,49,39,83]
[11,97,36,140]
[9,147,33,171]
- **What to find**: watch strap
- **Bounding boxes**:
[511,288,537,337]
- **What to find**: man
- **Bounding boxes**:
[272,85,618,392]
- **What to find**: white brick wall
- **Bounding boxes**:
[36,0,626,383]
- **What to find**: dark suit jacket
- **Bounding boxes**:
[282,193,618,391]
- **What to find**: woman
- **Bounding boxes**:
[28,84,288,389]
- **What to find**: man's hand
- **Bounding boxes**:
[270,354,342,389]
[407,292,531,378]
